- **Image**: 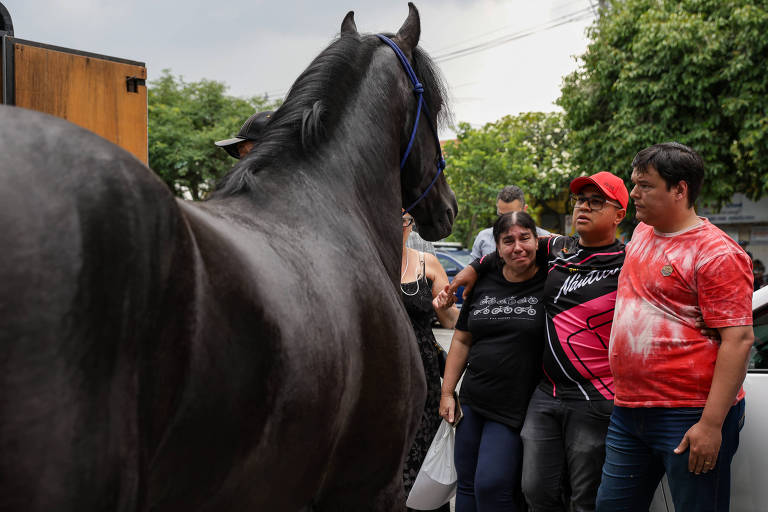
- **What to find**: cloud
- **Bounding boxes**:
[4,0,594,136]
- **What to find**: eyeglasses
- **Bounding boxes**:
[569,194,621,211]
[402,217,415,227]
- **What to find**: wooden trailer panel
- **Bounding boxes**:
[3,39,147,164]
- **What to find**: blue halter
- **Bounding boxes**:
[376,34,446,215]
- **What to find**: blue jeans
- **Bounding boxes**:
[454,405,524,512]
[595,401,745,512]
[521,388,612,512]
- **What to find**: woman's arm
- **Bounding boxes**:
[425,253,460,329]
[439,329,472,424]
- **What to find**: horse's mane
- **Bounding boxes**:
[209,32,448,199]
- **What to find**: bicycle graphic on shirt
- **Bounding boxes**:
[474,295,538,316]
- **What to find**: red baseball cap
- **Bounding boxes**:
[569,171,629,209]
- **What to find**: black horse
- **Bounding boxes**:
[0,4,456,511]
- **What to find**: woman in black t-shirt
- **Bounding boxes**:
[439,212,546,512]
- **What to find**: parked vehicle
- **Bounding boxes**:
[434,244,473,308]
[433,241,464,251]
[650,284,768,511]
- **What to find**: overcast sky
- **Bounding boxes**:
[3,0,597,137]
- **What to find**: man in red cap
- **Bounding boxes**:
[596,143,753,512]
[214,111,273,159]
[443,171,628,511]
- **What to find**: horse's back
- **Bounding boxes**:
[0,106,183,510]
[161,200,425,510]
[0,106,425,511]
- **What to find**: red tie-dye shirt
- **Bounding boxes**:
[609,219,753,408]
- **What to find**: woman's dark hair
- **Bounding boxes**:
[492,211,538,245]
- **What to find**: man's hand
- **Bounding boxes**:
[674,419,722,474]
[447,265,479,300]
[695,318,721,340]
[433,284,456,310]
[674,324,752,474]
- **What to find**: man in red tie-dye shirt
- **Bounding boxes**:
[596,143,754,512]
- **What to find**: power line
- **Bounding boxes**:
[450,80,481,91]
[587,0,599,17]
[431,0,588,54]
[433,7,594,63]
[259,6,595,99]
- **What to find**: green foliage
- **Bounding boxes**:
[443,112,578,247]
[148,70,280,200]
[558,0,768,208]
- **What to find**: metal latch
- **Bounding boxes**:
[126,76,145,93]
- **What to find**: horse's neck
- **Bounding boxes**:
[302,98,406,277]
[322,137,402,279]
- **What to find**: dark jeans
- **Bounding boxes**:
[595,401,746,512]
[455,405,524,512]
[520,388,612,512]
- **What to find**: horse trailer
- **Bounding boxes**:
[0,2,147,164]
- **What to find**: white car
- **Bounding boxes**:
[650,285,768,511]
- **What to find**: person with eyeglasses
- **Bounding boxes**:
[470,186,551,260]
[400,211,459,512]
[439,211,548,512]
[444,171,628,512]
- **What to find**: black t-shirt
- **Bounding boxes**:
[455,265,547,429]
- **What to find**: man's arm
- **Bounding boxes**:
[674,325,754,474]
[469,231,486,260]
[449,236,553,300]
[446,252,499,301]
[446,265,478,302]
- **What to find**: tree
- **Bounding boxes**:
[558,0,768,208]
[443,112,577,247]
[148,70,280,200]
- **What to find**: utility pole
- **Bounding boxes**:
[589,0,609,16]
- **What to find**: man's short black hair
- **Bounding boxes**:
[631,142,704,207]
[497,185,525,206]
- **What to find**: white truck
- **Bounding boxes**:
[650,285,768,511]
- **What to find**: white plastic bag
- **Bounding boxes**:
[406,420,457,510]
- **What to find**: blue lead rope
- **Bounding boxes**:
[376,34,446,215]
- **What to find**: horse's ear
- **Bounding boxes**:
[394,2,420,54]
[341,11,358,37]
